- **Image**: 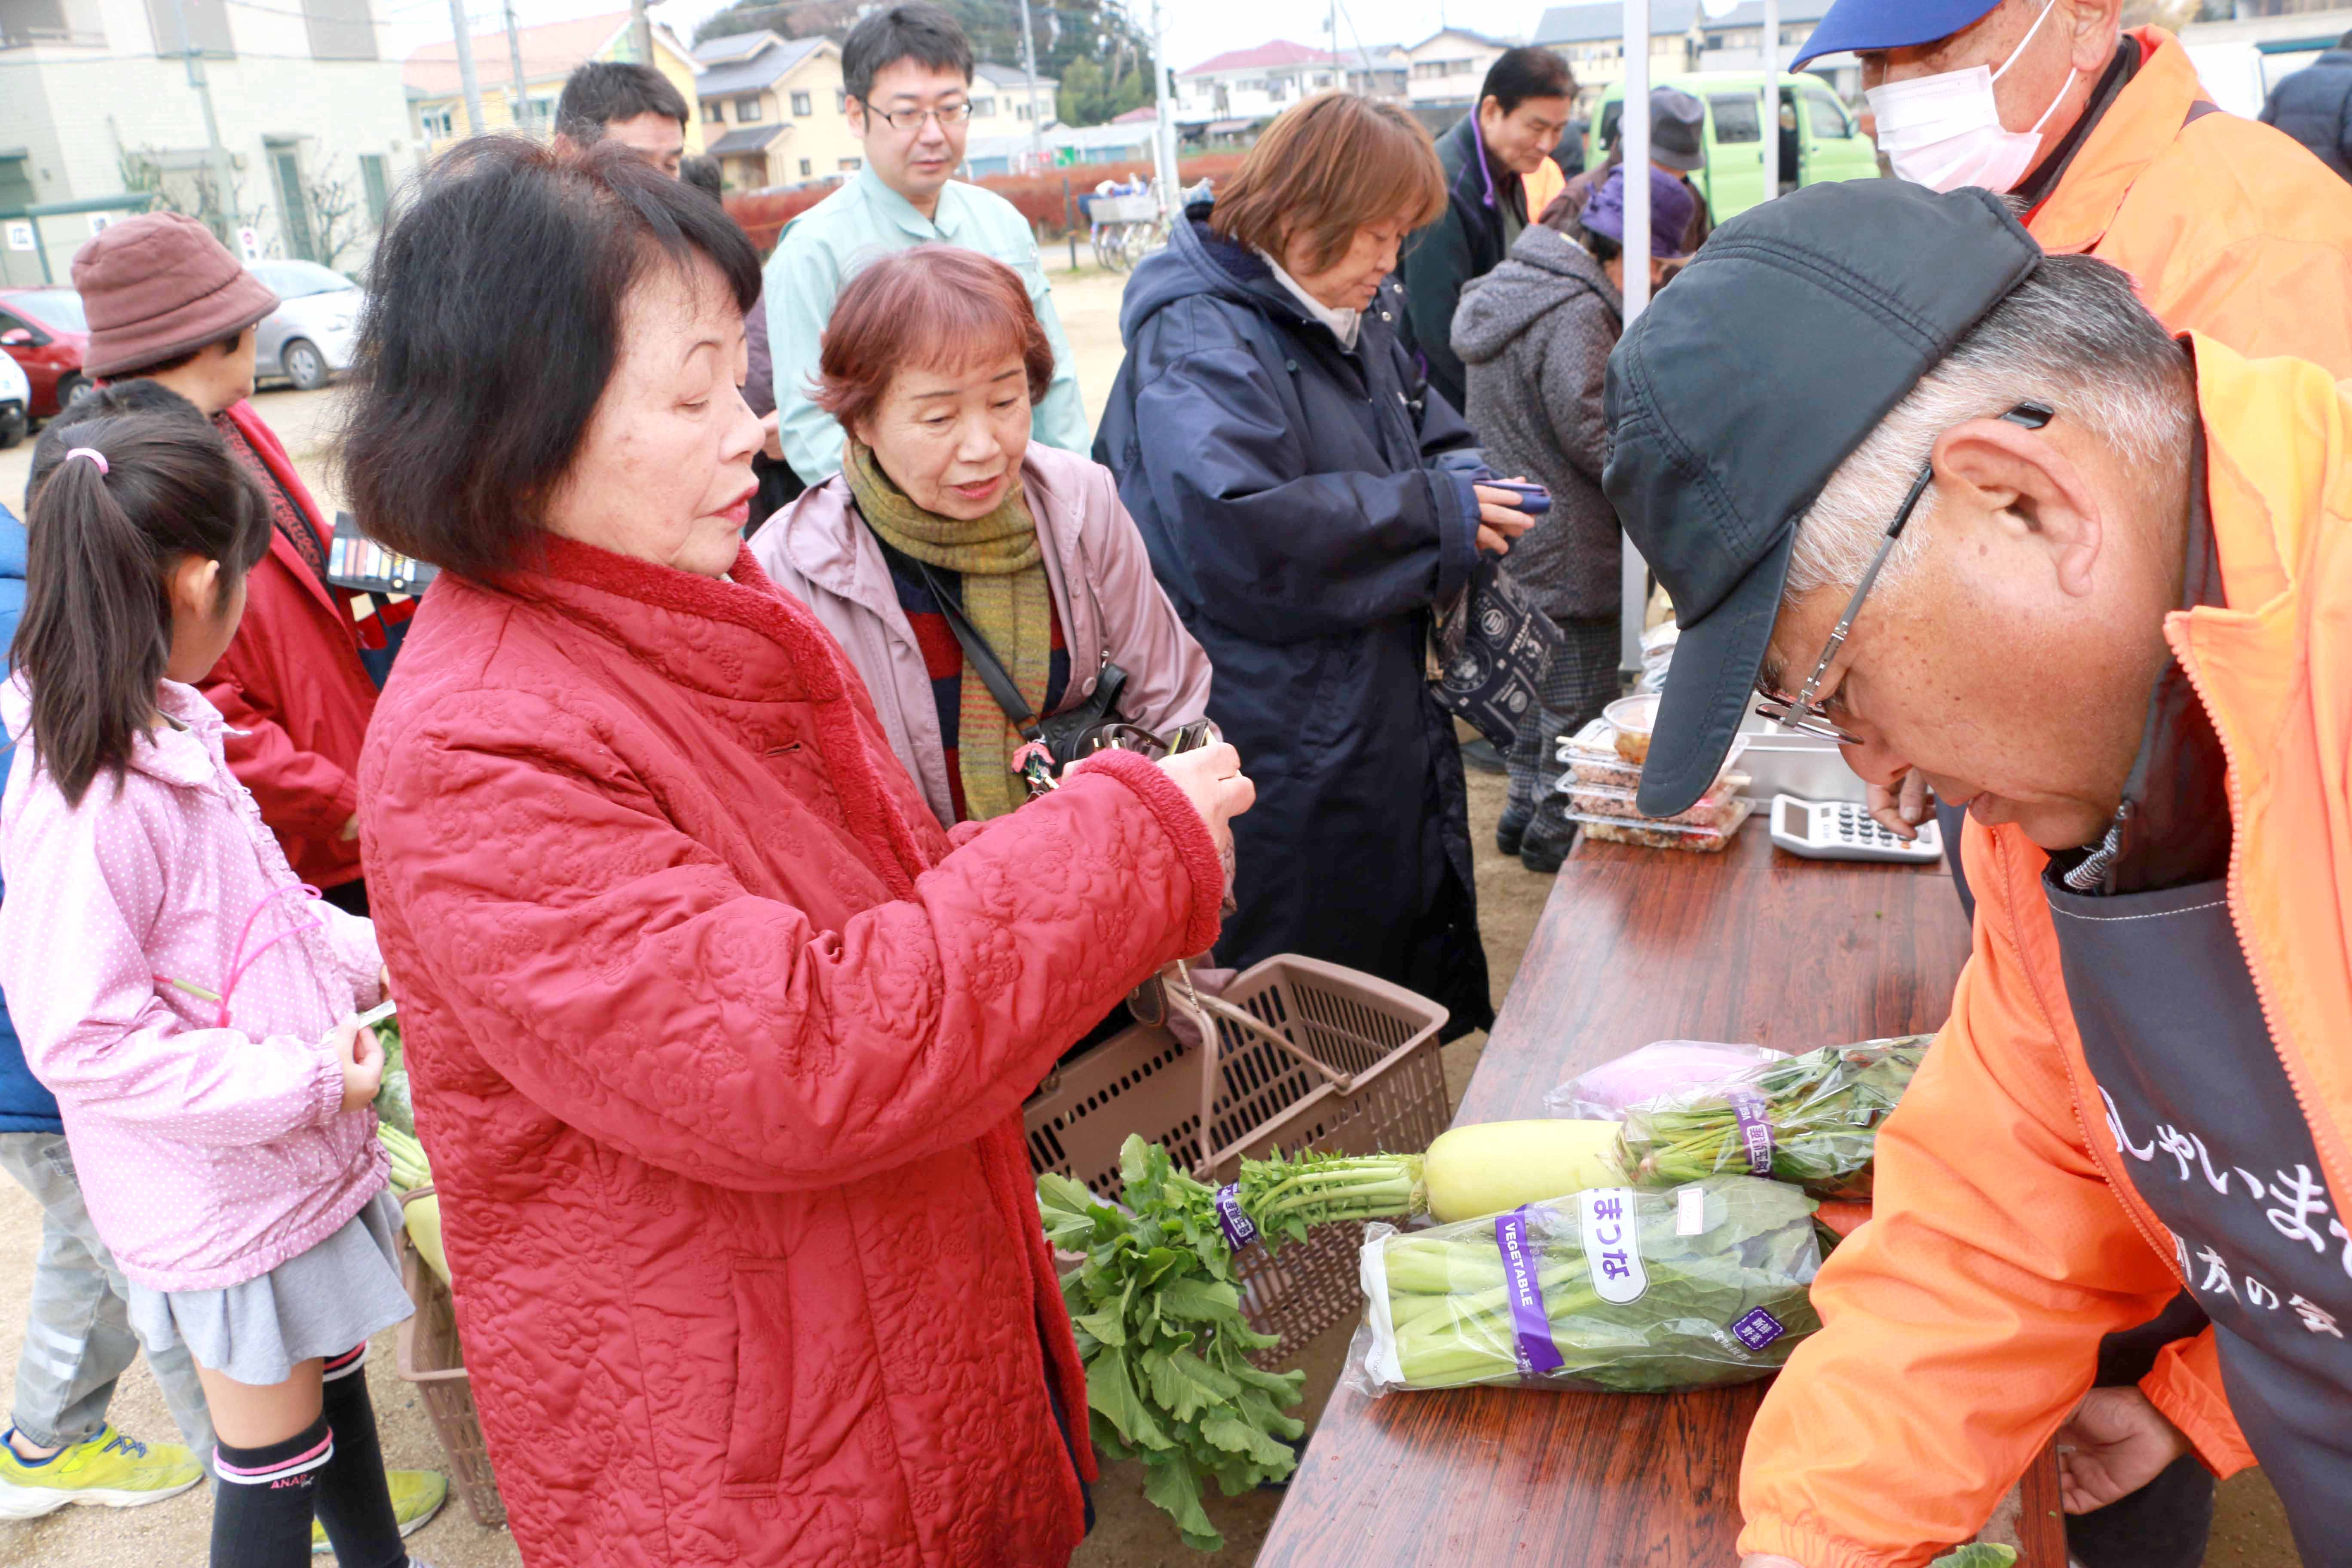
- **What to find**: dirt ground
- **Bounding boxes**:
[0,260,2299,1567]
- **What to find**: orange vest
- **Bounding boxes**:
[2029,27,2352,376]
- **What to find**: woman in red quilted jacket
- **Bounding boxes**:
[344,138,1250,1567]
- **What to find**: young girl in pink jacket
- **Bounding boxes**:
[0,409,435,1568]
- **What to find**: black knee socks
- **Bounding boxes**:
[209,1347,407,1568]
[211,1415,332,1568]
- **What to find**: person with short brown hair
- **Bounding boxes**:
[750,245,1211,828]
[1094,90,1537,1040]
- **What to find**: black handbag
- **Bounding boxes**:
[1430,553,1564,749]
[906,556,1131,770]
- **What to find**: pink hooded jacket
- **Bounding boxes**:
[0,678,387,1291]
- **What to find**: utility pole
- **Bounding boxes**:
[1327,0,1339,88]
[448,0,486,135]
[168,0,236,242]
[1619,0,1652,681]
[1148,0,1176,211]
[504,0,530,133]
[629,0,654,74]
[1016,0,1045,171]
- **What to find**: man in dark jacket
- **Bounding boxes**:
[1096,187,1502,1038]
[0,499,214,1514]
[1559,86,1713,256]
[2261,35,2352,181]
[1400,46,1577,415]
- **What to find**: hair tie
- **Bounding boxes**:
[64,447,108,476]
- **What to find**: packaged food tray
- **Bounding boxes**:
[1568,772,1750,829]
[1569,796,1753,853]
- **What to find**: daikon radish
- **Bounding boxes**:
[1421,1119,1629,1222]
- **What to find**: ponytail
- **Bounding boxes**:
[14,399,271,806]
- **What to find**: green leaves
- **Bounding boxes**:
[1929,1547,2018,1568]
[1038,1134,1346,1551]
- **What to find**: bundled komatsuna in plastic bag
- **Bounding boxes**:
[1618,1036,1933,1203]
[1543,1040,1788,1122]
[1348,1176,1822,1396]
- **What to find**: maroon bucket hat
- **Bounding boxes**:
[72,212,280,379]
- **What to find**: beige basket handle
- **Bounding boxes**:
[1166,962,1355,1181]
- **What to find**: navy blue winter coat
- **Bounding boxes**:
[1095,202,1494,1037]
[0,500,55,1135]
[2262,50,2352,181]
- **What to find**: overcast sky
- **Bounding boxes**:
[382,0,1550,83]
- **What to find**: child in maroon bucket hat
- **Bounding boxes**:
[68,214,388,914]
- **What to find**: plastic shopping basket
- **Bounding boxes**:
[393,1187,506,1528]
[1023,954,1451,1366]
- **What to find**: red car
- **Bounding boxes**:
[0,288,91,419]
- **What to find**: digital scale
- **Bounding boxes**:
[1768,794,1944,864]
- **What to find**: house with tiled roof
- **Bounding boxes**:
[1171,39,1344,126]
[692,31,860,190]
[1402,27,1519,108]
[404,12,705,158]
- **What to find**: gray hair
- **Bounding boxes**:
[1784,253,2196,600]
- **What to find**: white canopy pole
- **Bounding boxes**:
[1618,0,1652,677]
[1761,0,1780,200]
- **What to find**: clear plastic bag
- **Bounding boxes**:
[1619,1036,1933,1202]
[1543,1040,1789,1122]
[1347,1176,1822,1396]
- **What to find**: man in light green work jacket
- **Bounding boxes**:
[764,1,1090,483]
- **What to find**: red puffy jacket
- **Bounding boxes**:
[358,536,1225,1566]
[201,401,378,889]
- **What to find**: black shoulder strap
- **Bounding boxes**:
[906,554,1044,742]
[2183,99,2223,127]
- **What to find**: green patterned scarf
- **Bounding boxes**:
[845,437,1050,821]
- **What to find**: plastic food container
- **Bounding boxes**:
[1569,772,1750,830]
[1604,693,1660,763]
[1568,796,1753,853]
[1560,720,1749,795]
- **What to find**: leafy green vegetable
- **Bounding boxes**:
[1929,1547,2018,1567]
[1359,1177,1823,1394]
[1619,1036,1931,1200]
[1038,1137,1431,1549]
[372,1015,416,1139]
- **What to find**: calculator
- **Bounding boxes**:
[1768,794,1943,864]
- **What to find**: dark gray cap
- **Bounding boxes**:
[1601,180,2041,818]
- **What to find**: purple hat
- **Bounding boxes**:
[1580,164,1698,260]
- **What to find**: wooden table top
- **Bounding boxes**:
[1255,821,2069,1568]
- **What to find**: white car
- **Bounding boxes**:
[251,260,363,392]
[0,349,28,449]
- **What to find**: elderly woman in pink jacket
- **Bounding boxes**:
[752,244,1213,829]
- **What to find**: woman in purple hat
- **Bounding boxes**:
[1451,162,1695,871]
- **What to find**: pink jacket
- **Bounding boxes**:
[0,678,387,1291]
[751,444,1216,829]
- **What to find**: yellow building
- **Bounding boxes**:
[691,31,862,191]
[405,12,707,159]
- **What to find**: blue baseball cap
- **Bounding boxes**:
[1792,0,2002,67]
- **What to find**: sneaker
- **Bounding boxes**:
[0,1425,203,1517]
[1495,806,1533,857]
[312,1468,448,1553]
[1520,832,1572,874]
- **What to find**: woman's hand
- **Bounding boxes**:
[1473,482,1537,558]
[1866,768,1933,840]
[1155,743,1253,894]
[332,1014,386,1112]
[760,409,784,462]
[2056,1386,2190,1515]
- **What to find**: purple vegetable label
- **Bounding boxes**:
[1730,1307,1786,1352]
[1494,1207,1565,1378]
[1576,1187,1648,1305]
[1213,1184,1258,1252]
[1727,1089,1775,1175]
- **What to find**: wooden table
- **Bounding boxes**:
[1256,823,2069,1567]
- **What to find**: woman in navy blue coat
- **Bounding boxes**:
[1095,94,1533,1037]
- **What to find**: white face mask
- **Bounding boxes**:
[1865,0,2080,195]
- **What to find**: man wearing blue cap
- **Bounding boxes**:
[1605,175,2352,1568]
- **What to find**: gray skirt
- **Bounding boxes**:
[127,1188,414,1387]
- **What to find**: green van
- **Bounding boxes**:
[1586,71,1881,223]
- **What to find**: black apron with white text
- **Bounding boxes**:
[2047,873,2352,1564]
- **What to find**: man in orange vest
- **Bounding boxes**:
[1603,177,2352,1568]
